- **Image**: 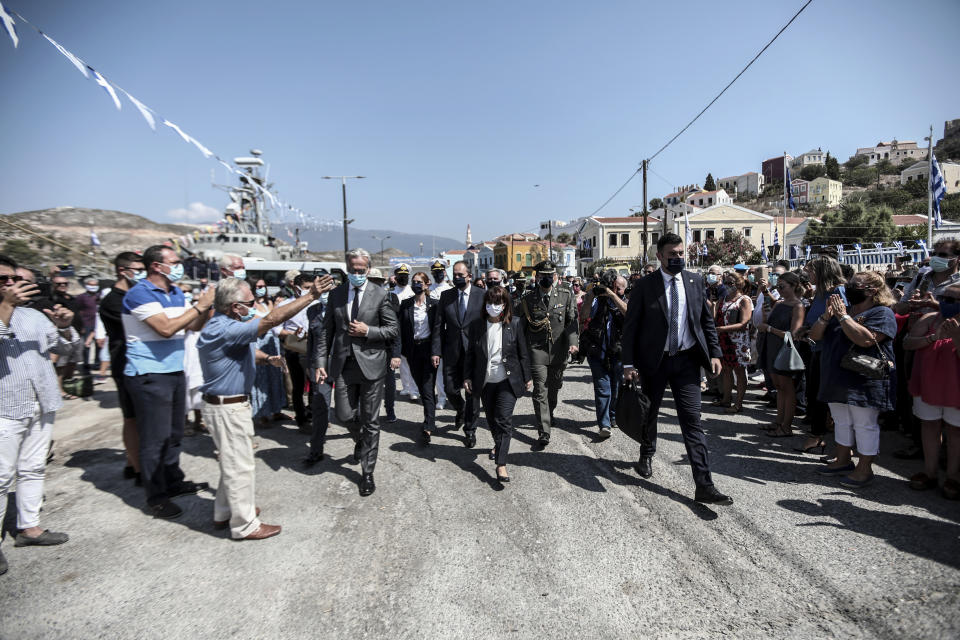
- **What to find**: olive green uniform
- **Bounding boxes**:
[518,282,578,440]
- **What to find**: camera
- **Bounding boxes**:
[593,269,618,295]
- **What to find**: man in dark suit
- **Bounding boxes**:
[432,260,485,447]
[622,233,732,506]
[303,287,332,467]
[314,249,398,496]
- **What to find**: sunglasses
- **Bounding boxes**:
[235,299,256,307]
[53,281,69,286]
[0,275,24,284]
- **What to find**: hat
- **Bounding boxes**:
[733,263,748,272]
[367,268,385,282]
[431,260,446,271]
[394,263,410,275]
[535,260,556,274]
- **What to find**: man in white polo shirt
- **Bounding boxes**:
[123,245,215,519]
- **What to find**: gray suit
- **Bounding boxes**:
[314,281,399,474]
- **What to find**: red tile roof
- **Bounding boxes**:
[893,215,928,225]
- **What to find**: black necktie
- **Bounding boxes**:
[668,277,679,355]
[458,290,466,323]
[351,287,360,322]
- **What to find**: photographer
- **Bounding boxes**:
[578,270,628,439]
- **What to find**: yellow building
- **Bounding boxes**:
[808,177,843,207]
[493,240,551,273]
[674,204,804,252]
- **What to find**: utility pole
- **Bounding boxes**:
[642,159,649,261]
[321,175,365,261]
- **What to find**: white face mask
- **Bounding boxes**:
[85,284,100,293]
[486,303,504,318]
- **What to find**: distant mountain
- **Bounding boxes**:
[279,224,463,257]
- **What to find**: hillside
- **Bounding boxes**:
[279,223,462,257]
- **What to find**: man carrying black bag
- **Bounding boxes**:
[622,233,733,506]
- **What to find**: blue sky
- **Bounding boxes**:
[1,0,958,245]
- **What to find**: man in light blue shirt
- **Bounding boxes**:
[197,274,332,540]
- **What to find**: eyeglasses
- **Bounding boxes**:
[235,299,256,307]
[0,275,24,284]
[53,281,69,286]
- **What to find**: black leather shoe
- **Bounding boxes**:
[352,442,362,464]
[634,457,653,478]
[421,431,431,445]
[455,410,464,430]
[149,500,183,519]
[385,413,398,424]
[694,485,733,506]
[532,434,550,451]
[168,480,204,498]
[359,473,376,497]
[465,434,477,448]
[302,451,325,467]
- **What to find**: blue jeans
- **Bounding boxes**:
[588,355,622,429]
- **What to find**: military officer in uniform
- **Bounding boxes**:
[518,260,579,449]
[427,260,451,410]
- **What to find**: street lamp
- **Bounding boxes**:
[372,234,391,266]
[321,175,365,261]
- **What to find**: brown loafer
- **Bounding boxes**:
[240,523,281,540]
[213,506,261,530]
[908,472,938,491]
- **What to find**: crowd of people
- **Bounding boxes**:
[1,233,958,573]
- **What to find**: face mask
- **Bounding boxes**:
[453,274,467,289]
[939,300,960,319]
[85,284,99,293]
[769,274,779,286]
[664,257,685,275]
[320,292,329,305]
[162,263,184,283]
[486,280,501,289]
[486,303,504,318]
[432,271,445,282]
[255,287,267,298]
[845,287,868,305]
[347,273,367,288]
[411,282,424,294]
[539,275,553,289]
[706,274,718,285]
[236,304,256,321]
[396,275,409,287]
[231,268,247,281]
[747,274,756,283]
[126,270,147,284]
[183,292,194,303]
[930,256,954,273]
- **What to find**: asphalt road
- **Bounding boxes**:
[1,366,958,639]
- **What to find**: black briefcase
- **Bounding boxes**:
[615,381,650,444]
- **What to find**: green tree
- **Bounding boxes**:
[2,239,39,266]
[844,154,869,169]
[703,232,753,266]
[704,173,716,191]
[648,197,663,210]
[825,152,840,180]
[902,177,928,198]
[842,165,876,187]
[555,232,571,244]
[799,163,826,181]
[804,202,897,245]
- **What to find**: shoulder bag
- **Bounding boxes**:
[839,315,894,380]
[773,331,805,374]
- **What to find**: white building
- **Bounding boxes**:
[793,148,826,167]
[855,139,925,166]
[684,189,733,209]
[475,242,497,274]
[717,172,765,197]
[901,161,960,195]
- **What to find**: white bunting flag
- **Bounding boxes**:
[191,138,214,159]
[218,159,235,174]
[0,2,18,48]
[163,119,192,144]
[42,33,89,78]
[91,69,121,110]
[121,90,156,130]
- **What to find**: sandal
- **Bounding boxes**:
[62,392,79,400]
[724,404,742,414]
[908,472,938,491]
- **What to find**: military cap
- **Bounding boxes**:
[431,260,446,271]
[394,263,410,275]
[535,260,557,274]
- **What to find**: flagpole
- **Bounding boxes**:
[782,151,788,261]
[927,124,934,247]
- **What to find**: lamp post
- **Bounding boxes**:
[321,175,365,261]
[372,234,391,266]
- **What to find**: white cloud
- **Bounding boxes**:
[166,201,220,222]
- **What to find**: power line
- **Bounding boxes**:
[648,0,814,162]
[585,168,640,217]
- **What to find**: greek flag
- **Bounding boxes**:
[931,153,947,229]
[761,234,768,262]
[805,245,811,260]
[854,243,862,262]
[785,167,796,210]
[873,242,883,251]
[837,244,845,261]
[773,226,780,246]
[701,243,708,256]
[917,239,929,258]
[893,240,904,254]
[0,2,18,48]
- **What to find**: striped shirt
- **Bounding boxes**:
[0,307,80,419]
[122,279,189,376]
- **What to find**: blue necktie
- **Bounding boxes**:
[668,276,679,356]
[459,290,466,323]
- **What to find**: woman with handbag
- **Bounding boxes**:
[463,286,532,485]
[757,272,806,437]
[902,282,960,499]
[249,278,289,427]
[808,271,896,488]
[715,272,754,413]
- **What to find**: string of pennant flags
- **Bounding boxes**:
[0,3,342,232]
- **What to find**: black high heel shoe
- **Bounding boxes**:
[794,440,826,454]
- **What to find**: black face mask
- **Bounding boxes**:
[453,274,468,289]
[432,270,445,282]
[664,257,685,275]
[845,287,868,305]
[395,275,409,287]
[411,282,424,294]
[486,280,501,289]
[539,275,554,289]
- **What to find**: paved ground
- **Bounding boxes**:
[1,365,958,639]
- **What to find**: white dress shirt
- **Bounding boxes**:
[661,268,696,352]
[484,321,507,385]
[412,299,430,339]
[429,281,452,300]
[347,280,368,322]
[393,284,414,302]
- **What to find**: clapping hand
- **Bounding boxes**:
[196,286,216,311]
[43,303,75,329]
[3,281,38,307]
[827,294,846,318]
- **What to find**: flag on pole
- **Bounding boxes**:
[805,245,811,260]
[90,230,100,247]
[917,239,929,258]
[837,244,845,261]
[785,167,796,211]
[0,2,18,48]
[773,226,780,247]
[761,234,768,263]
[873,242,883,251]
[701,243,708,257]
[931,152,947,229]
[684,220,692,247]
[790,245,798,260]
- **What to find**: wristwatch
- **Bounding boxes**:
[840,314,851,323]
